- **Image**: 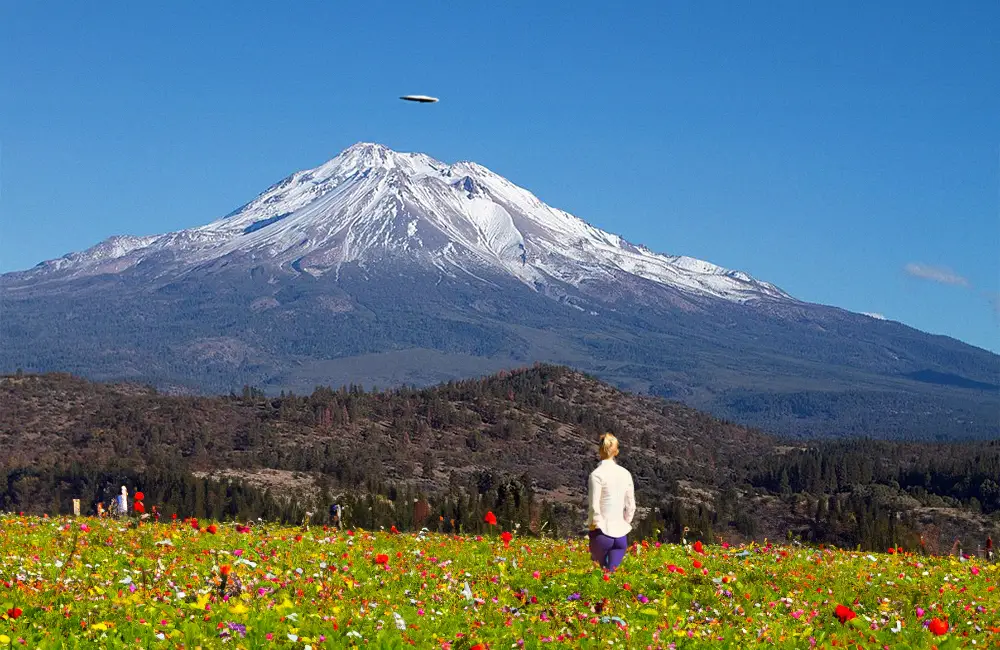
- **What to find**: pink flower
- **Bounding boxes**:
[532,571,540,579]
[916,607,925,618]
[791,610,804,619]
[79,524,89,532]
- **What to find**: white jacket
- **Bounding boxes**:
[587,459,636,538]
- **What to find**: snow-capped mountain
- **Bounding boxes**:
[24,143,789,304]
[3,143,997,440]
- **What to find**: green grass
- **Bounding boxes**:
[0,514,997,648]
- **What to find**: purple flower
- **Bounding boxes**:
[567,593,581,601]
[637,594,649,604]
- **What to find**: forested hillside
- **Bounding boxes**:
[2,366,997,551]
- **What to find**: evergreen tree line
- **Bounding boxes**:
[748,439,1000,514]
[2,368,998,552]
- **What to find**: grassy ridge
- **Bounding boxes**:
[0,515,997,648]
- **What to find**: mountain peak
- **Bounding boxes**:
[9,144,793,304]
[339,141,394,163]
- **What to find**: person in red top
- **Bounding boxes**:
[987,536,993,561]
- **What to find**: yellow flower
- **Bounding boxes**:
[0,635,10,644]
[229,602,249,615]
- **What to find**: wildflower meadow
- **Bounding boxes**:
[0,513,997,648]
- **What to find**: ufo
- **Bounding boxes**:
[400,95,439,103]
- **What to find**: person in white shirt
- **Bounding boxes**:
[587,433,636,571]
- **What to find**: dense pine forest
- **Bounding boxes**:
[1,366,997,552]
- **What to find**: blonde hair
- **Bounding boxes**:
[599,433,619,460]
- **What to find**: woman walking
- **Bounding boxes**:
[587,433,636,571]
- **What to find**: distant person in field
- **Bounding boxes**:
[587,433,636,571]
[987,535,993,561]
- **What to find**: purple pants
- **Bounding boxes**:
[589,529,628,570]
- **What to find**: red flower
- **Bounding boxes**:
[470,645,485,650]
[134,501,145,514]
[206,524,217,535]
[219,565,231,576]
[693,540,704,554]
[888,547,896,555]
[484,511,497,526]
[375,554,389,565]
[190,519,199,530]
[500,531,513,548]
[172,513,178,520]
[7,607,22,619]
[390,525,399,534]
[295,535,303,542]
[928,618,949,636]
[834,604,857,624]
[134,492,144,502]
[693,560,702,569]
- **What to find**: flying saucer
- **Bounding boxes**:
[400,95,439,103]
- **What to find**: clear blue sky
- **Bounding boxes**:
[2,1,997,352]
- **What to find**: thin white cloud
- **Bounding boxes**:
[904,263,969,287]
[862,312,886,320]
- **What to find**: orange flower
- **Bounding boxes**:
[219,564,231,576]
[834,604,856,624]
[928,618,949,636]
[484,512,497,526]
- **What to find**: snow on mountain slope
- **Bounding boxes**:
[17,143,792,303]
